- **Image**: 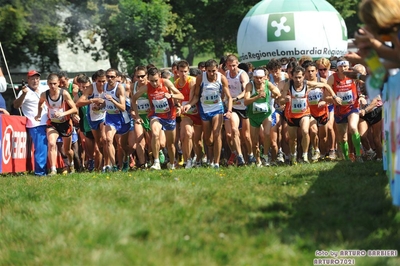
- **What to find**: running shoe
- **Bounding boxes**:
[311,150,320,162]
[150,162,161,170]
[227,153,237,166]
[167,162,175,170]
[277,151,285,164]
[365,149,376,161]
[237,155,245,166]
[248,154,256,165]
[185,159,193,169]
[88,159,95,172]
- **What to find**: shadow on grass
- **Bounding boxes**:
[248,161,400,255]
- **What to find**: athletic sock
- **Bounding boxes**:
[340,141,349,160]
[352,133,362,156]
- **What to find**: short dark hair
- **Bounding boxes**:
[205,59,218,68]
[291,66,305,77]
[267,59,282,70]
[76,74,90,84]
[47,73,59,81]
[148,67,160,76]
[177,60,190,69]
[197,61,205,69]
[57,71,69,79]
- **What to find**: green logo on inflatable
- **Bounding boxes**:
[267,13,295,42]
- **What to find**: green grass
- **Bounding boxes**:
[0,161,399,265]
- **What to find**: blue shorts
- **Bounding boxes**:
[271,111,277,127]
[334,109,359,124]
[88,118,105,131]
[110,122,132,135]
[200,109,224,122]
[150,116,176,131]
[328,104,334,112]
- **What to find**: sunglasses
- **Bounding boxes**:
[318,68,327,71]
[136,74,146,79]
[106,75,116,79]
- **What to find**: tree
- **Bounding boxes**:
[63,0,171,73]
[0,0,67,71]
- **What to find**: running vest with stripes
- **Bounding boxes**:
[104,82,130,124]
[332,72,359,116]
[88,82,106,121]
[199,71,223,114]
[147,78,176,120]
[226,69,246,110]
[46,89,69,123]
[284,80,310,119]
[175,76,198,115]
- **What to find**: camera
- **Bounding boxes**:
[18,80,26,90]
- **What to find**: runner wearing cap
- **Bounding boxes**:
[244,68,281,166]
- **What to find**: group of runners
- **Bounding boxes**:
[13,54,382,175]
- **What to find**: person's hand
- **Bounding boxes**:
[224,110,232,119]
[258,90,266,98]
[354,28,376,49]
[318,101,326,108]
[135,117,143,124]
[34,115,41,121]
[359,109,366,117]
[176,106,182,116]
[105,94,113,101]
[54,111,63,118]
[333,96,342,105]
[72,114,80,123]
[344,52,366,66]
[182,104,191,113]
[92,98,105,105]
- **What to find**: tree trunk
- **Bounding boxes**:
[186,44,195,66]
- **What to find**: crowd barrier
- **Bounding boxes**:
[0,115,33,173]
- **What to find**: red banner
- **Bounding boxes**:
[0,115,33,173]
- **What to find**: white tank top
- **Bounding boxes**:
[88,82,106,121]
[200,71,223,114]
[226,70,246,110]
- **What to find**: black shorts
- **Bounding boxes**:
[362,106,382,126]
[233,108,248,119]
[312,113,329,126]
[285,115,311,127]
[48,120,73,137]
[84,130,95,139]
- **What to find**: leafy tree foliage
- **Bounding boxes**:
[0,0,66,71]
[63,0,171,72]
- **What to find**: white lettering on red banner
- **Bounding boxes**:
[2,125,27,164]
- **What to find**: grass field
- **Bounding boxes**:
[0,161,399,265]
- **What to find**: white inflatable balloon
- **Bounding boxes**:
[237,0,348,66]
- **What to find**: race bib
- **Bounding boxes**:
[202,90,219,105]
[337,90,353,105]
[308,90,323,105]
[291,98,307,113]
[182,100,198,115]
[233,98,244,107]
[137,98,150,115]
[49,107,66,123]
[252,101,269,114]
[152,98,170,113]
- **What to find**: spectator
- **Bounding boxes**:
[0,67,9,115]
[13,70,49,176]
